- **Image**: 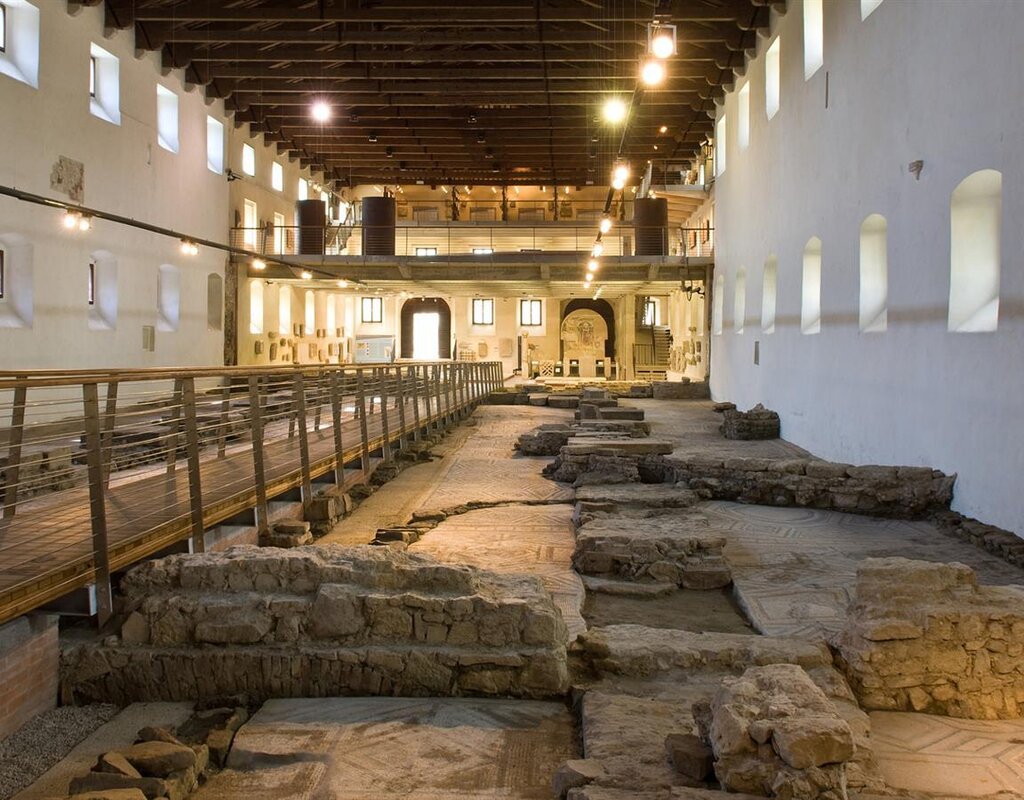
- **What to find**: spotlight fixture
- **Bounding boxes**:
[602,97,627,124]
[612,161,630,190]
[385,147,394,158]
[368,132,378,143]
[641,59,667,86]
[311,101,332,122]
[337,279,348,288]
[588,259,599,272]
[78,215,93,232]
[659,125,668,134]
[179,239,199,256]
[63,210,80,229]
[252,258,267,270]
[476,132,486,144]
[599,217,612,234]
[648,23,677,59]
[301,270,313,280]
[591,242,604,258]
[468,114,478,124]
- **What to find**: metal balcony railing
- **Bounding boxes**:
[229,225,715,261]
[0,361,502,626]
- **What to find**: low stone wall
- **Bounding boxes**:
[932,510,1024,568]
[61,545,569,705]
[707,664,854,799]
[652,380,710,400]
[0,614,59,740]
[835,557,1024,720]
[720,405,780,440]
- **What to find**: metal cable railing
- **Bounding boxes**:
[0,361,503,626]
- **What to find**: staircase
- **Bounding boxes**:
[633,325,672,379]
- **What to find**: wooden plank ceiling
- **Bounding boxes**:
[79,0,782,187]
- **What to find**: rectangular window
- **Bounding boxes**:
[206,116,224,174]
[156,85,179,153]
[520,298,542,326]
[415,247,438,256]
[273,212,286,254]
[243,199,258,249]
[472,298,494,325]
[715,115,727,176]
[241,144,256,176]
[804,0,824,80]
[0,2,40,89]
[272,162,283,191]
[737,83,750,150]
[472,247,494,255]
[642,298,660,327]
[861,0,884,20]
[88,43,120,125]
[0,4,6,54]
[298,178,308,200]
[765,37,781,120]
[361,296,383,323]
[87,261,96,305]
[0,248,5,299]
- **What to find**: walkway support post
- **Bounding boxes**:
[181,377,206,553]
[248,376,270,538]
[82,382,113,626]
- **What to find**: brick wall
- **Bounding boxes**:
[0,615,59,740]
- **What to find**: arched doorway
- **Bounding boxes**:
[400,297,452,359]
[561,299,616,359]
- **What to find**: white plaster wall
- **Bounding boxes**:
[712,0,1024,535]
[0,2,228,370]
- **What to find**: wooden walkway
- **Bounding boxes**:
[0,362,499,625]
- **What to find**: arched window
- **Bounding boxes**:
[0,235,34,329]
[949,169,1001,332]
[712,273,725,335]
[861,0,884,20]
[859,214,888,332]
[248,280,263,335]
[326,292,337,334]
[734,268,746,334]
[801,237,822,334]
[761,256,777,334]
[157,264,180,332]
[765,37,781,120]
[207,273,223,331]
[88,251,118,331]
[304,290,315,335]
[803,0,824,80]
[278,285,292,334]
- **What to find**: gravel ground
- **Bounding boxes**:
[0,704,119,800]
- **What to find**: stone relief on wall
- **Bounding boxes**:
[50,156,85,203]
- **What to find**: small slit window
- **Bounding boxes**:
[734,269,746,334]
[737,83,750,150]
[712,273,724,335]
[206,116,224,174]
[298,179,308,200]
[861,0,884,19]
[803,0,824,80]
[949,169,1001,332]
[472,298,494,325]
[361,296,383,323]
[156,85,179,153]
[765,37,781,120]
[859,214,888,332]
[157,264,180,332]
[272,162,284,192]
[241,144,256,176]
[801,237,822,335]
[88,43,120,125]
[0,5,6,55]
[761,255,778,334]
[642,298,660,327]
[0,1,40,89]
[87,260,96,306]
[89,55,95,97]
[0,247,5,299]
[715,115,727,176]
[520,298,542,326]
[415,246,438,256]
[248,280,263,335]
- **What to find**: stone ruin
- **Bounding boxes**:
[720,404,780,440]
[835,557,1024,719]
[61,545,569,705]
[704,664,854,800]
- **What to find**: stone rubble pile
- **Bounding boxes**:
[0,445,80,498]
[61,545,569,704]
[835,557,1024,719]
[719,404,781,440]
[705,663,854,799]
[932,510,1024,568]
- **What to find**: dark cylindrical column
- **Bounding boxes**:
[362,196,396,256]
[296,199,326,256]
[633,197,669,256]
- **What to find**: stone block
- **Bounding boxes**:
[664,733,713,781]
[596,408,645,421]
[720,404,780,440]
[548,396,581,409]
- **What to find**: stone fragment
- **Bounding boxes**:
[135,727,183,746]
[67,773,168,799]
[95,752,142,778]
[720,404,780,440]
[121,741,198,777]
[552,758,606,798]
[664,733,713,781]
[120,612,149,645]
[68,790,148,800]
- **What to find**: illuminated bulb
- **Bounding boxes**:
[588,259,599,272]
[659,125,668,134]
[180,239,193,255]
[301,270,313,280]
[190,243,199,256]
[63,211,80,230]
[584,280,592,289]
[651,32,675,59]
[602,97,627,124]
[613,163,630,183]
[599,217,612,234]
[337,280,348,288]
[591,242,604,258]
[641,59,667,86]
[252,258,266,270]
[78,216,92,231]
[612,176,625,191]
[311,101,331,122]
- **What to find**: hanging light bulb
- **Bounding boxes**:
[602,97,627,124]
[592,241,604,258]
[613,163,630,183]
[252,258,267,270]
[63,210,80,230]
[641,59,667,86]
[180,239,194,255]
[301,270,313,280]
[599,217,612,234]
[649,24,676,59]
[588,259,600,272]
[311,101,331,122]
[78,215,92,231]
[337,279,348,288]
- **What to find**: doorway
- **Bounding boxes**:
[412,312,440,360]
